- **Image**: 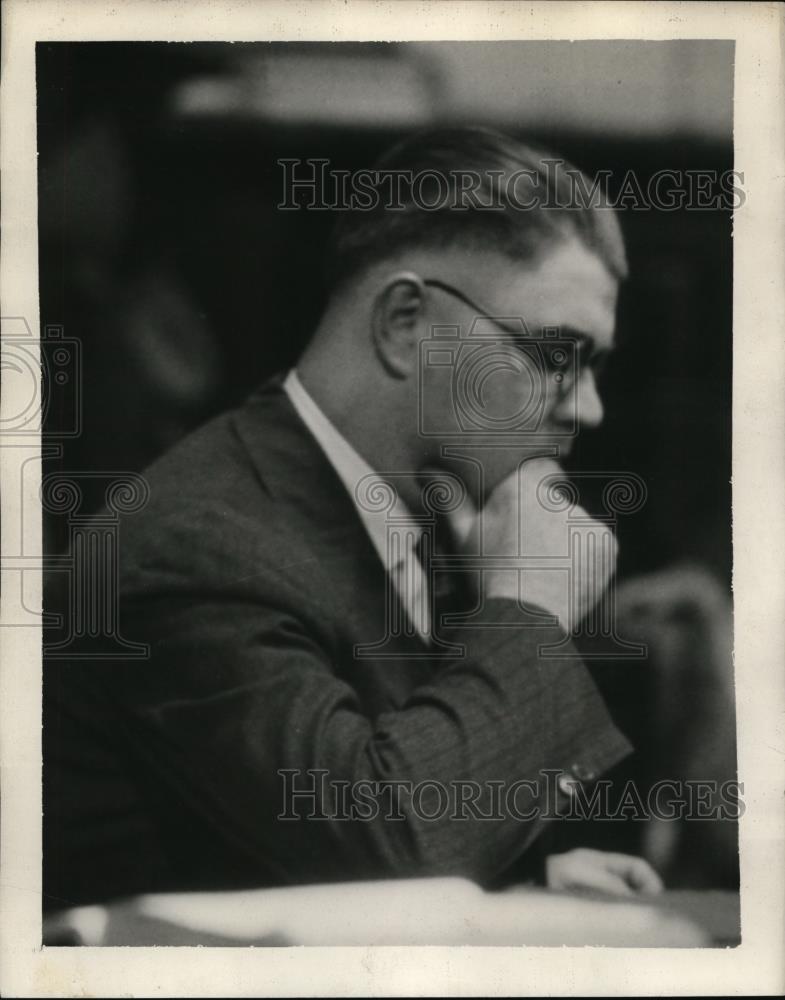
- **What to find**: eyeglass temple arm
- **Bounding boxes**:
[422,278,494,318]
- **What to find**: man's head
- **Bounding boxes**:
[298,127,627,502]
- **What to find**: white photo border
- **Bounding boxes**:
[1,1,783,995]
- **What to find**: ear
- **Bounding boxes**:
[371,271,427,378]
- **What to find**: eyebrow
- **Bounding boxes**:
[423,278,608,357]
[514,324,602,358]
[557,326,599,352]
[466,314,600,351]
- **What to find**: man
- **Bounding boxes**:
[44,127,661,908]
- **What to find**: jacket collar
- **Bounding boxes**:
[230,375,433,663]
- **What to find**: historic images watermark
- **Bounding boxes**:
[278,769,745,823]
[1,317,149,658]
[278,159,746,213]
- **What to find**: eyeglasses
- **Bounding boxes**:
[422,277,609,393]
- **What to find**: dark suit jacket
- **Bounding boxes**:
[43,376,630,909]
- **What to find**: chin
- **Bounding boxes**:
[426,434,573,504]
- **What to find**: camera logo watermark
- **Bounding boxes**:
[1,318,82,437]
[419,317,581,439]
[1,317,149,658]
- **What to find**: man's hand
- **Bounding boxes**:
[545,848,664,897]
[446,457,618,631]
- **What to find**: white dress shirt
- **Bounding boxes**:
[283,370,431,642]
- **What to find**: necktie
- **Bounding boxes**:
[413,521,469,642]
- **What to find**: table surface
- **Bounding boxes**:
[43,879,740,948]
[654,888,740,945]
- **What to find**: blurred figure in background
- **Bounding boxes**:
[616,564,738,888]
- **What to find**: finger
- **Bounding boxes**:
[446,492,478,548]
[520,455,563,478]
[626,860,664,895]
[517,458,564,502]
[564,865,636,898]
[546,851,637,898]
[602,854,664,895]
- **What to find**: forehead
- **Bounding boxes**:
[490,238,620,348]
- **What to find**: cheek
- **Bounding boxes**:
[479,362,561,433]
[476,365,539,423]
[481,369,523,419]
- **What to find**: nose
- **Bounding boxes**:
[553,370,604,430]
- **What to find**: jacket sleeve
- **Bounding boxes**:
[112,507,631,888]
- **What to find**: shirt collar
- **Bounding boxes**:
[283,370,421,571]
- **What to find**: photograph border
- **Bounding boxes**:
[1,1,783,996]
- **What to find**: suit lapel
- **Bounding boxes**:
[231,376,435,710]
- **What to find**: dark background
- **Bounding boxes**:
[37,41,737,887]
[36,41,733,583]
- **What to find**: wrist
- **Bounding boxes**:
[486,571,571,631]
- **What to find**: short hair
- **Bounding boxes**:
[325,126,628,294]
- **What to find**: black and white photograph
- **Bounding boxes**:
[1,1,783,996]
